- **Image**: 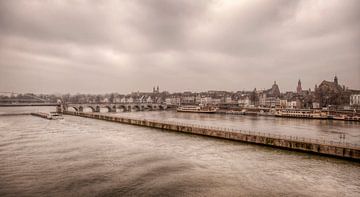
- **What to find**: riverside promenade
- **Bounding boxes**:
[64,111,360,160]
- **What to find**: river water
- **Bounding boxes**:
[0,107,359,196]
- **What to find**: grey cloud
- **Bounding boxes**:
[0,0,359,94]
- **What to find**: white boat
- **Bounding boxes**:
[177,105,217,113]
[275,109,328,119]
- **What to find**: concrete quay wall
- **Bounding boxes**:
[30,112,52,120]
[64,111,360,161]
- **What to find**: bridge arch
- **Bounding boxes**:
[67,106,79,112]
[146,105,153,111]
[132,105,140,111]
[85,106,96,112]
[118,105,128,112]
[103,106,112,112]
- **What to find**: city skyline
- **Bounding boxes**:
[0,0,359,94]
[0,75,354,95]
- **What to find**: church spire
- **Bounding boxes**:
[297,79,302,93]
[334,75,338,85]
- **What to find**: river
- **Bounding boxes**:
[0,107,359,196]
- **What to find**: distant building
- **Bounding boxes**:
[287,100,300,109]
[266,81,281,98]
[165,97,180,105]
[146,96,153,103]
[297,79,302,94]
[153,86,160,94]
[279,99,287,108]
[315,75,350,107]
[350,94,360,106]
[312,102,320,109]
[224,96,233,103]
[238,96,251,107]
[200,97,212,104]
[181,96,196,105]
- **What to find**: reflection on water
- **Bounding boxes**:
[0,107,360,196]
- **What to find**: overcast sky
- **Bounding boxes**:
[0,0,359,94]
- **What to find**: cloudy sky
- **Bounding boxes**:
[0,0,359,94]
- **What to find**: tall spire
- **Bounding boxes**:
[334,75,338,85]
[297,79,302,93]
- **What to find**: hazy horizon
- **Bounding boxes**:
[1,0,359,94]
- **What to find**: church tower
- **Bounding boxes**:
[334,75,338,85]
[297,79,302,93]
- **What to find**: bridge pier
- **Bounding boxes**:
[108,107,116,112]
[95,106,100,113]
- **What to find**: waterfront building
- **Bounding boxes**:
[200,97,212,104]
[315,75,351,107]
[280,99,287,108]
[259,92,266,107]
[165,97,181,105]
[195,94,202,104]
[181,96,196,105]
[350,94,360,106]
[238,96,251,107]
[224,96,233,103]
[312,102,320,109]
[287,100,298,109]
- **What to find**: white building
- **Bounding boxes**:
[127,97,134,103]
[312,102,320,109]
[165,97,181,105]
[182,96,196,104]
[146,96,153,103]
[224,97,233,103]
[238,97,251,107]
[200,97,212,104]
[287,101,298,109]
[350,94,360,106]
[279,100,287,108]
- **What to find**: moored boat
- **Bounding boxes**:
[177,105,217,113]
[275,109,328,119]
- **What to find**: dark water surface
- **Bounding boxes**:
[0,107,360,196]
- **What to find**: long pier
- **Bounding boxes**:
[64,111,360,160]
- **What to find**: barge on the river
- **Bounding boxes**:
[177,105,217,113]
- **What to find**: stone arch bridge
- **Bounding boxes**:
[64,103,167,112]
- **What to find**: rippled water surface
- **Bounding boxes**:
[0,107,360,196]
